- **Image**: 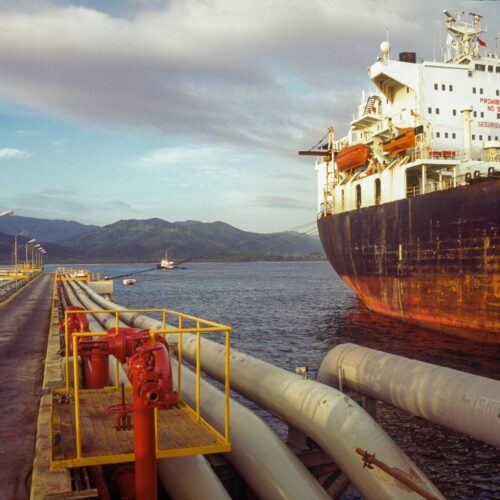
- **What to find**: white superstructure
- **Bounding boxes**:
[315,12,500,216]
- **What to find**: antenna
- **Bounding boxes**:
[386,26,390,58]
[443,10,456,22]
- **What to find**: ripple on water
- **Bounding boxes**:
[48,261,500,498]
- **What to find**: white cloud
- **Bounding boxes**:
[135,144,246,170]
[0,147,32,159]
[0,0,465,153]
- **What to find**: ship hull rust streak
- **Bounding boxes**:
[318,180,500,342]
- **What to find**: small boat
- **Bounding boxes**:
[336,144,371,172]
[122,279,137,286]
[157,251,177,270]
[382,127,417,156]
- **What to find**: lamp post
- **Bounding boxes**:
[33,244,41,270]
[0,209,14,217]
[26,239,36,268]
[39,248,46,270]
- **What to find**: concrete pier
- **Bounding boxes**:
[0,273,53,499]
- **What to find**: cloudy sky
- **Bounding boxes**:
[0,0,498,232]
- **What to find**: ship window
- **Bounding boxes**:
[472,134,476,140]
[480,88,483,95]
[435,108,439,114]
[497,89,500,95]
[475,64,485,71]
[452,133,456,139]
[473,111,477,117]
[480,112,484,118]
[449,85,453,91]
[473,87,476,94]
[374,179,381,205]
[488,66,493,72]
[441,84,445,91]
[428,107,432,114]
[452,109,457,116]
[355,185,361,209]
[496,68,500,74]
[498,113,500,119]
[445,132,449,138]
[479,135,483,140]
[496,136,499,141]
[434,83,438,90]
[488,136,491,141]
[436,132,440,138]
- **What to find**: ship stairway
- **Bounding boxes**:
[384,156,409,172]
[363,96,378,115]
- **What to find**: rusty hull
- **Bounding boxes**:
[318,179,500,343]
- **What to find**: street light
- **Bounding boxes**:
[26,239,36,267]
[0,209,14,217]
[33,244,41,269]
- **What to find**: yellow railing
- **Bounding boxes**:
[0,265,39,280]
[62,307,231,465]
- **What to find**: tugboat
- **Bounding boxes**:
[157,251,177,270]
[300,11,500,343]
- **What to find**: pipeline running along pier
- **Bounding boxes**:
[0,269,498,499]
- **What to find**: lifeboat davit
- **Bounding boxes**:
[336,144,371,172]
[382,127,416,156]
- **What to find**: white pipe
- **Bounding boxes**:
[172,336,444,500]
[74,281,443,500]
[317,343,500,447]
[171,358,330,500]
[71,283,331,499]
[63,282,230,500]
[461,106,473,161]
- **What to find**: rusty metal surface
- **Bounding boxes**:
[0,273,54,498]
[318,179,500,342]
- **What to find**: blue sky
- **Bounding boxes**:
[0,0,498,231]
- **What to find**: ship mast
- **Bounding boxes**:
[444,10,487,64]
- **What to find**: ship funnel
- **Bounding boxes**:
[461,107,473,161]
[399,52,416,63]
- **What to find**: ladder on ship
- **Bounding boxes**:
[363,96,378,115]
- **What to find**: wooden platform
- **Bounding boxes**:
[51,387,229,469]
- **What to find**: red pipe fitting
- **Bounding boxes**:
[127,340,177,500]
[61,305,90,354]
[81,342,110,389]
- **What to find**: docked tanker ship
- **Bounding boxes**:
[301,12,500,343]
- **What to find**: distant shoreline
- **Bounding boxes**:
[13,254,328,265]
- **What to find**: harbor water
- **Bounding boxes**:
[47,262,500,498]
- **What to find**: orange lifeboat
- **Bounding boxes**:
[335,144,371,172]
[382,127,416,155]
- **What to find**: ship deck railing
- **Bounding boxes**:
[51,307,231,469]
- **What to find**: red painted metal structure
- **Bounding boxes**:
[78,327,178,500]
[58,279,178,499]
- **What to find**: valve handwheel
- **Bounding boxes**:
[106,384,133,431]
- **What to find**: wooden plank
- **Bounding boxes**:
[52,388,222,465]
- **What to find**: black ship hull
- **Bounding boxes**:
[317,179,500,343]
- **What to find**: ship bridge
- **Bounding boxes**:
[370,60,419,103]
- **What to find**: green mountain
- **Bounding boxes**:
[0,230,78,264]
[60,218,322,262]
[0,215,97,242]
[0,217,322,263]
